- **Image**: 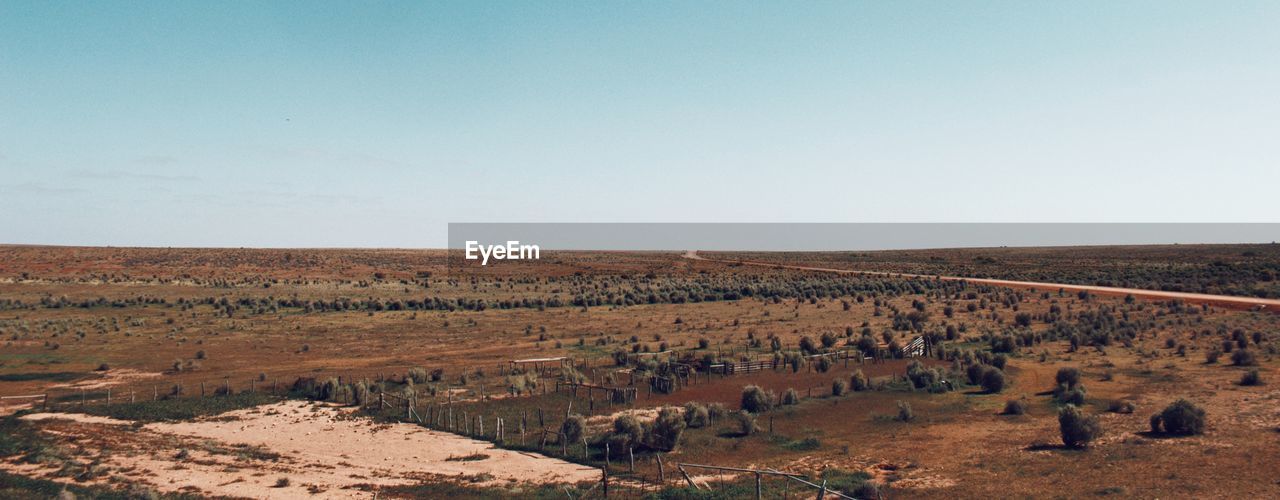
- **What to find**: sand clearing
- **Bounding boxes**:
[50,368,164,391]
[12,401,600,498]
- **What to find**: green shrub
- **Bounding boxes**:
[896,401,914,422]
[1107,400,1135,414]
[981,367,1006,393]
[1156,399,1205,435]
[850,370,869,391]
[1058,405,1101,448]
[734,410,758,436]
[649,407,686,451]
[740,385,774,413]
[1239,369,1262,386]
[560,415,585,444]
[1002,398,1027,415]
[1231,349,1258,366]
[1053,383,1087,406]
[607,414,644,456]
[966,363,986,385]
[707,402,728,421]
[683,402,710,428]
[819,468,873,498]
[781,388,800,405]
[1204,349,1221,364]
[407,367,429,384]
[1055,367,1082,388]
[907,360,939,388]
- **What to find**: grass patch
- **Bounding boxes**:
[0,372,82,383]
[382,478,597,499]
[77,392,282,422]
[769,435,822,452]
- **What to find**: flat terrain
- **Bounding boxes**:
[0,245,1277,498]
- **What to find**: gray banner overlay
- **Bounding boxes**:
[448,223,1280,252]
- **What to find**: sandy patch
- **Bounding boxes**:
[50,368,163,391]
[584,406,676,432]
[21,412,134,426]
[7,401,600,498]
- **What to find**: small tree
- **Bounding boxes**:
[1058,405,1101,448]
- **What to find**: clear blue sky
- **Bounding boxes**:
[2,1,1278,247]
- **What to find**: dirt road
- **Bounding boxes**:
[684,250,1280,312]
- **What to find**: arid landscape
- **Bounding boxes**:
[1,244,1278,499]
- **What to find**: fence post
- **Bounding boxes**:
[602,463,610,498]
